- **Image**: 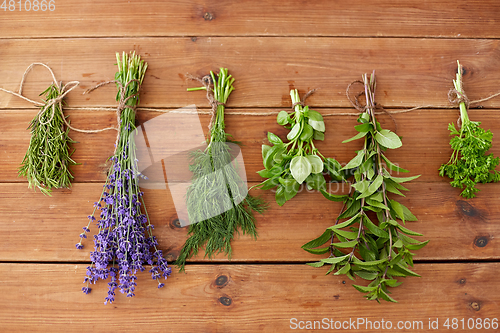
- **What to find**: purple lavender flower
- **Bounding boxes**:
[75,52,170,304]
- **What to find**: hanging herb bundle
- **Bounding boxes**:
[439,61,500,198]
[76,52,171,304]
[256,89,342,206]
[18,81,77,195]
[303,72,428,302]
[176,68,267,271]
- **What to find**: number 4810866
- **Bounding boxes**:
[1,0,55,11]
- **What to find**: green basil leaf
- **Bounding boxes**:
[375,129,402,149]
[290,155,312,184]
[306,173,326,190]
[306,155,324,174]
[275,185,287,206]
[300,123,314,141]
[287,122,301,141]
[267,132,283,145]
[308,119,325,132]
[307,109,323,121]
[263,145,280,170]
[258,177,280,190]
[313,130,325,141]
[277,110,290,125]
[261,144,271,161]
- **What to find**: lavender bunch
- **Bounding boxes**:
[76,52,171,304]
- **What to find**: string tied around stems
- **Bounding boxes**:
[346,79,399,133]
[84,78,143,152]
[0,63,84,130]
[186,74,226,130]
[292,88,318,109]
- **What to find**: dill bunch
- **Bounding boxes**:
[439,61,500,198]
[176,68,267,271]
[18,84,76,195]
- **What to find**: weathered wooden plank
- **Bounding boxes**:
[1,38,500,109]
[2,108,500,184]
[0,263,498,332]
[0,182,497,262]
[0,0,499,39]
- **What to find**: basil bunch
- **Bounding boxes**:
[257,89,341,206]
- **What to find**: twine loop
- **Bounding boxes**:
[0,63,81,130]
[292,88,318,109]
[186,73,225,129]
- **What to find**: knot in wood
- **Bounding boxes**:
[219,296,232,306]
[215,275,228,287]
[204,12,214,21]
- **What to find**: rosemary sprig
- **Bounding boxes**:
[303,72,428,302]
[18,84,76,195]
[439,60,500,198]
[176,68,267,271]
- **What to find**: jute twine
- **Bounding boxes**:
[3,65,500,124]
[83,78,143,152]
[185,74,225,130]
[0,63,87,131]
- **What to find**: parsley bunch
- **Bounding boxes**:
[439,61,500,198]
[303,72,427,302]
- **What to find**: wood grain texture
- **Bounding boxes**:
[1,1,500,331]
[0,182,497,262]
[1,0,499,39]
[1,38,500,109]
[2,108,500,184]
[0,263,498,332]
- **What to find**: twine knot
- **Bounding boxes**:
[448,88,470,109]
[292,88,318,109]
[186,73,225,129]
[0,63,82,129]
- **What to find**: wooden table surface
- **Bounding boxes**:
[1,1,500,332]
